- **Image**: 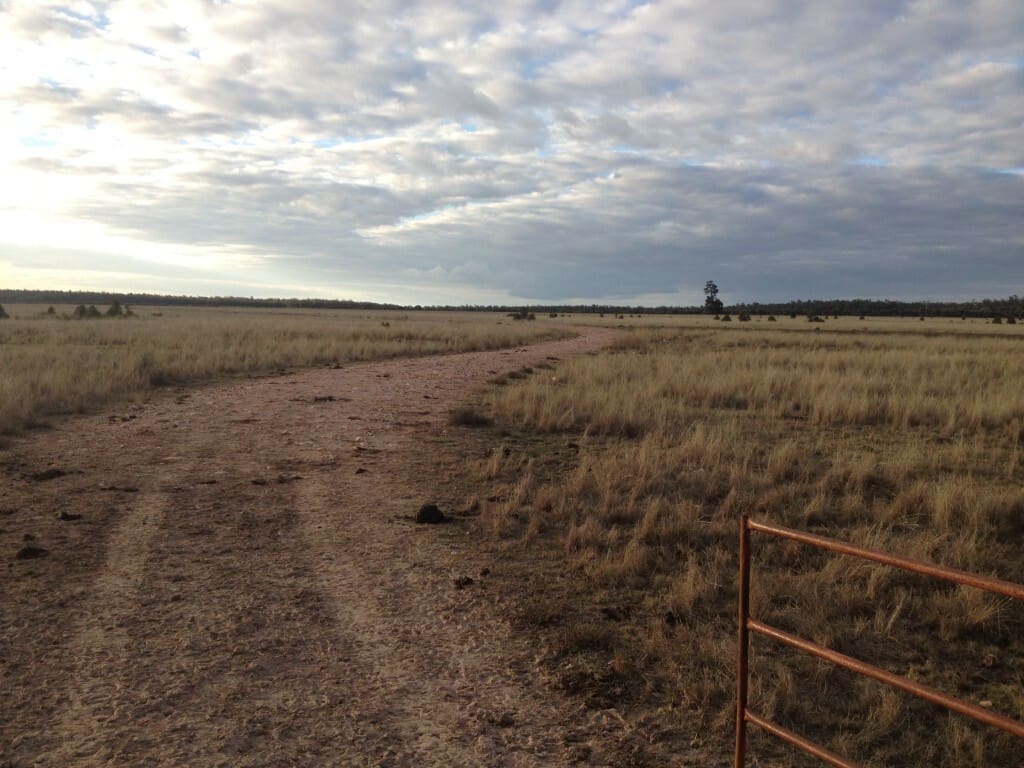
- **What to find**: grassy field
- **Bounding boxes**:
[460,319,1024,766]
[0,304,567,435]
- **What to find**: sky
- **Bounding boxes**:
[1,1,1022,306]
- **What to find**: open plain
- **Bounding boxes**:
[2,311,1023,767]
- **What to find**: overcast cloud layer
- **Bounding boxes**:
[2,1,1022,305]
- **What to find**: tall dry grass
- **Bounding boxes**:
[0,306,565,434]
[469,324,1024,766]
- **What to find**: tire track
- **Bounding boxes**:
[37,480,169,766]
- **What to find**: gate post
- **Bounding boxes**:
[735,514,752,768]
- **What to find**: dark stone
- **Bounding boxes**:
[56,511,82,521]
[355,468,368,475]
[416,503,447,524]
[29,468,66,482]
[16,545,49,560]
[454,576,474,589]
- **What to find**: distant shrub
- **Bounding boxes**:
[549,313,558,318]
[1007,316,1017,325]
[46,306,56,315]
[449,406,493,427]
[808,315,825,323]
[738,312,752,322]
[789,312,797,319]
[107,300,126,317]
[992,316,1003,325]
[767,315,777,322]
[0,304,8,319]
[508,310,536,321]
[859,315,866,320]
[720,314,732,322]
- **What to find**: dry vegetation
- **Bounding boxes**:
[0,305,566,435]
[463,321,1024,766]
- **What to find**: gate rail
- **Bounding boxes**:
[734,515,1024,768]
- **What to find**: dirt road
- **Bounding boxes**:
[0,327,638,767]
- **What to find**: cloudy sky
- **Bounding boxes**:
[1,1,1022,305]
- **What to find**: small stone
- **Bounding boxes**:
[16,545,49,560]
[56,511,83,521]
[29,468,66,482]
[416,503,447,524]
[454,576,474,589]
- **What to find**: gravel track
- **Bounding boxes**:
[1,327,627,767]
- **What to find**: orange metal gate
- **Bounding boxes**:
[734,515,1024,768]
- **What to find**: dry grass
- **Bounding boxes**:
[464,321,1024,766]
[0,305,566,434]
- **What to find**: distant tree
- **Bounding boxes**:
[704,281,723,315]
[0,303,8,319]
[46,306,56,315]
[107,300,125,317]
[74,304,101,319]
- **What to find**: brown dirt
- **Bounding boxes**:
[0,327,659,767]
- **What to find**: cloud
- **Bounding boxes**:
[1,0,1021,303]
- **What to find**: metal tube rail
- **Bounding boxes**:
[747,518,1024,601]
[734,515,1024,767]
[744,710,862,768]
[748,618,1024,740]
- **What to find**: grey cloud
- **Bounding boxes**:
[4,0,1022,303]
[13,5,96,38]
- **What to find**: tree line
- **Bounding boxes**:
[1,288,1021,319]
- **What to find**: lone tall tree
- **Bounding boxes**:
[704,280,723,314]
